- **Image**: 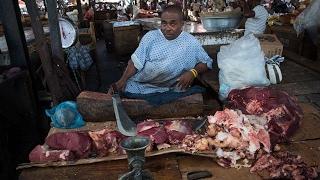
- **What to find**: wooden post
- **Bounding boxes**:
[47,0,64,62]
[25,0,65,104]
[0,0,29,67]
[76,0,84,22]
[46,0,80,102]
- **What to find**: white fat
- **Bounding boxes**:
[216,148,224,157]
[216,148,241,165]
[216,132,229,141]
[248,141,259,154]
[45,151,50,157]
[207,115,217,124]
[59,151,69,160]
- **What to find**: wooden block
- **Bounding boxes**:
[19,154,181,180]
[77,91,204,122]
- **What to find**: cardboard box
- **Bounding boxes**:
[256,34,283,58]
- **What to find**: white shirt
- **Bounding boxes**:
[126,30,213,94]
[244,5,269,35]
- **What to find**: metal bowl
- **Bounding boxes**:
[200,15,243,32]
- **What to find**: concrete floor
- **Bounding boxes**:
[85,40,129,92]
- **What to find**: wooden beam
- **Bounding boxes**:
[76,0,84,22]
[46,0,80,102]
[0,0,29,67]
[77,91,204,121]
[25,0,65,104]
[46,0,64,62]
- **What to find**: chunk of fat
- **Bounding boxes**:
[216,148,241,165]
[59,151,70,160]
[216,132,229,141]
[208,115,217,124]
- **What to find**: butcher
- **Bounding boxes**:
[108,5,213,105]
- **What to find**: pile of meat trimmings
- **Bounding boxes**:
[181,108,271,168]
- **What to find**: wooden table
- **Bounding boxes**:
[18,102,320,180]
[19,56,320,179]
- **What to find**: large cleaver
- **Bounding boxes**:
[111,86,137,136]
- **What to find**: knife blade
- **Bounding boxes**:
[112,93,137,137]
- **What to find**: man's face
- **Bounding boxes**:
[160,11,183,40]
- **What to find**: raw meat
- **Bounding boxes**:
[180,134,210,153]
[250,152,318,179]
[29,145,75,163]
[164,120,193,144]
[227,87,303,143]
[207,109,271,167]
[136,121,168,145]
[88,129,126,156]
[45,131,92,158]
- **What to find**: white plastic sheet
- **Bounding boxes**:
[217,34,270,100]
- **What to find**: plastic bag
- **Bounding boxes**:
[45,101,85,129]
[217,34,270,100]
[294,0,320,45]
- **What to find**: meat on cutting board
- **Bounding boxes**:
[227,87,303,143]
[45,131,92,158]
[137,120,168,145]
[88,129,126,157]
[164,120,193,145]
[29,145,75,163]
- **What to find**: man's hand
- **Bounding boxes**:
[177,71,195,90]
[107,80,127,95]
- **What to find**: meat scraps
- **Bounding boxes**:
[164,120,193,144]
[88,129,126,157]
[180,134,210,153]
[29,145,75,163]
[207,109,271,167]
[45,131,92,158]
[250,151,318,179]
[227,87,303,144]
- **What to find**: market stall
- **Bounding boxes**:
[1,0,320,179]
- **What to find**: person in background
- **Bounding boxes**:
[190,0,201,17]
[107,5,212,105]
[84,6,94,21]
[240,0,269,35]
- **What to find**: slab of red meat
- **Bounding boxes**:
[164,120,193,144]
[137,121,168,145]
[137,121,160,133]
[29,145,75,163]
[88,129,126,156]
[45,131,92,158]
[227,87,303,143]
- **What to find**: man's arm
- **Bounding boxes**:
[177,62,209,90]
[108,59,137,94]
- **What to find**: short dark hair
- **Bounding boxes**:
[161,5,183,20]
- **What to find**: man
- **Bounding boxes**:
[231,0,269,35]
[108,5,212,105]
[241,0,269,35]
[84,6,94,21]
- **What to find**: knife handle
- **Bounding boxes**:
[111,83,119,94]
